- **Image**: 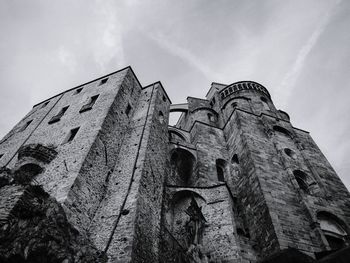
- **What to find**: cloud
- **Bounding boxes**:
[92,1,125,73]
[277,0,342,107]
[149,32,223,81]
[57,46,77,72]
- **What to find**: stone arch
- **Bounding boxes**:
[13,163,43,184]
[216,159,228,182]
[169,130,186,142]
[170,148,196,185]
[317,211,349,250]
[170,190,206,248]
[293,170,318,194]
[222,96,251,109]
[273,125,293,138]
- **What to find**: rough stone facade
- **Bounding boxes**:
[0,67,350,262]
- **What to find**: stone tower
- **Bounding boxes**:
[0,67,349,262]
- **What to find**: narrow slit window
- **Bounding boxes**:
[41,101,50,108]
[19,120,33,132]
[64,127,80,143]
[48,106,69,124]
[79,95,99,113]
[75,88,83,94]
[125,104,132,116]
[0,154,3,159]
[99,78,108,86]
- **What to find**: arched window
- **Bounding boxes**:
[159,111,164,124]
[284,148,297,159]
[317,212,348,250]
[293,170,310,193]
[293,170,318,194]
[231,154,239,164]
[216,159,227,182]
[273,126,292,138]
[170,148,196,185]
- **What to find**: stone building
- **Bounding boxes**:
[0,66,349,262]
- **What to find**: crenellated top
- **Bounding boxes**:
[219,81,270,100]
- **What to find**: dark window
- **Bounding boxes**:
[217,166,224,182]
[293,170,309,193]
[231,154,239,164]
[159,111,164,124]
[75,88,83,94]
[19,120,33,132]
[64,127,80,143]
[261,97,268,103]
[284,148,297,159]
[99,78,108,86]
[41,101,50,108]
[0,154,3,159]
[79,95,99,113]
[48,106,69,124]
[216,159,227,182]
[125,104,132,116]
[273,126,291,137]
[162,95,167,102]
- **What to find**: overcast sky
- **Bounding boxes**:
[0,0,349,189]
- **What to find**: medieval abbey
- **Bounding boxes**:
[0,66,349,262]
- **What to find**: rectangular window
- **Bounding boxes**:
[99,78,108,86]
[125,104,132,116]
[19,120,33,132]
[75,88,83,94]
[64,127,80,143]
[79,95,99,113]
[41,101,50,108]
[48,106,69,124]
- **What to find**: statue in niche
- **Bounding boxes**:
[185,196,206,246]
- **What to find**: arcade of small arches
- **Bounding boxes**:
[220,81,270,100]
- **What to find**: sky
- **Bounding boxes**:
[0,0,349,189]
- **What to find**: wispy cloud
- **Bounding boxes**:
[57,46,77,72]
[150,33,223,80]
[93,1,125,72]
[277,0,342,107]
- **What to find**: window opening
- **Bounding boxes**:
[48,106,69,124]
[64,127,80,143]
[318,212,347,250]
[0,154,3,159]
[217,166,225,182]
[41,101,50,108]
[284,148,297,159]
[80,95,99,113]
[231,154,239,164]
[75,88,83,94]
[216,159,227,182]
[159,111,164,124]
[19,120,33,132]
[261,96,268,103]
[125,104,132,116]
[99,78,108,86]
[293,170,311,193]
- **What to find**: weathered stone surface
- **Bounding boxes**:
[0,69,349,262]
[0,184,106,262]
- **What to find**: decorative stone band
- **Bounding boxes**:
[18,144,58,164]
[219,81,271,100]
